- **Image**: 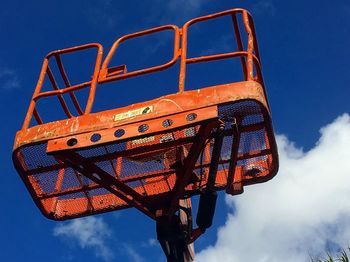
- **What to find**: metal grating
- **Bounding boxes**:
[14,100,277,219]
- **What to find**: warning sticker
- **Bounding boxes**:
[114,106,153,121]
[131,136,155,145]
[160,134,175,143]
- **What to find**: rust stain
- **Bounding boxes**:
[12,9,278,247]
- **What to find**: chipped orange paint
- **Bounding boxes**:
[12,7,278,238]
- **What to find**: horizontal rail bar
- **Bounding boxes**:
[46,43,102,59]
[186,52,260,65]
[179,8,256,92]
[47,66,74,118]
[99,25,180,84]
[22,43,103,129]
[22,8,266,130]
[184,8,248,27]
[33,81,91,100]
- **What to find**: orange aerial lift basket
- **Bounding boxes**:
[13,8,278,262]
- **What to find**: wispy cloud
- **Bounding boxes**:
[145,0,209,25]
[251,0,276,16]
[53,217,114,261]
[200,33,234,56]
[122,244,144,262]
[197,113,350,261]
[141,237,158,248]
[85,0,121,29]
[134,0,210,60]
[166,0,208,13]
[0,69,20,91]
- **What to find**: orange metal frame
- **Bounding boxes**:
[13,8,278,226]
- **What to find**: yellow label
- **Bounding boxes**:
[114,106,153,121]
[131,136,155,145]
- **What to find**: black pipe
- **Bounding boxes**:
[196,126,224,230]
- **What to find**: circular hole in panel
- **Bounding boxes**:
[138,124,149,133]
[142,106,152,114]
[162,119,173,128]
[90,133,101,142]
[114,129,125,138]
[186,113,197,121]
[67,138,78,147]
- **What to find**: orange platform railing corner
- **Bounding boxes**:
[13,8,278,262]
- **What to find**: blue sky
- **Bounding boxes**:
[1,0,350,261]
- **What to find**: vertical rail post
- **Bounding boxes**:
[242,10,254,81]
[85,45,103,114]
[231,13,248,80]
[22,58,49,129]
[179,23,189,93]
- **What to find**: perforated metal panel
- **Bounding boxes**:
[13,99,277,220]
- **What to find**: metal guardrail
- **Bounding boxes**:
[22,8,264,130]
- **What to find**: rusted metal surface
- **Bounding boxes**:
[14,81,266,149]
[22,43,103,130]
[46,106,218,153]
[178,8,262,92]
[18,8,266,133]
[13,8,279,259]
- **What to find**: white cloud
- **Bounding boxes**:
[197,114,350,261]
[53,217,114,261]
[0,69,20,90]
